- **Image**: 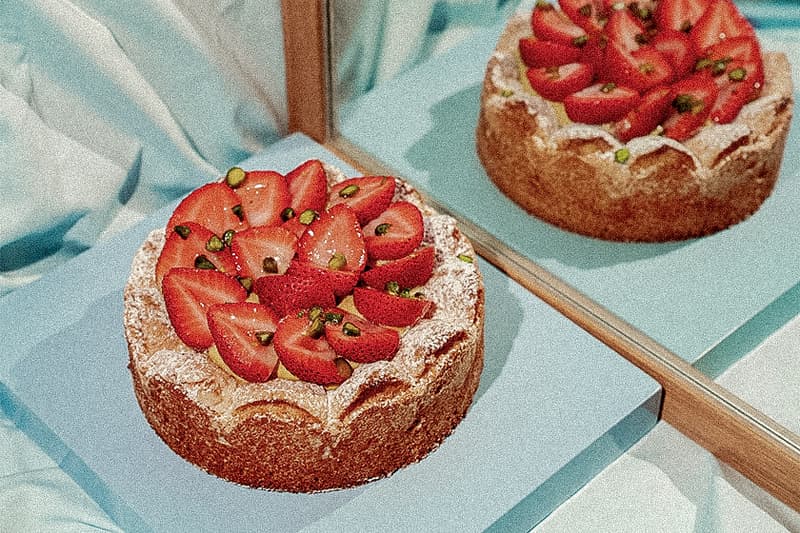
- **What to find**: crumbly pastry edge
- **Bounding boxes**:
[123,165,485,492]
[476,12,794,242]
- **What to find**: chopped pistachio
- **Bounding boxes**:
[298,209,318,225]
[338,184,360,198]
[308,306,323,322]
[281,207,295,221]
[225,167,247,188]
[601,82,617,93]
[194,255,216,270]
[385,280,401,296]
[325,311,344,324]
[222,229,235,247]
[501,88,514,97]
[342,322,361,337]
[729,67,747,82]
[328,252,347,271]
[174,225,191,239]
[572,35,589,48]
[205,235,224,252]
[255,331,274,346]
[307,316,325,339]
[614,147,631,164]
[457,253,474,263]
[374,223,391,236]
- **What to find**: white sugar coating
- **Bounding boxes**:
[484,12,794,200]
[124,165,483,435]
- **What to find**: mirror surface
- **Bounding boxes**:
[329,0,800,452]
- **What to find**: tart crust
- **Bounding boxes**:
[123,167,485,492]
[477,13,794,242]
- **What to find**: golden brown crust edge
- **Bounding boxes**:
[476,13,794,242]
[123,174,485,492]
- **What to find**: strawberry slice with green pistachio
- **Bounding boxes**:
[285,159,328,215]
[323,309,400,364]
[328,175,396,225]
[527,62,595,102]
[162,268,248,350]
[166,182,247,237]
[662,74,719,141]
[229,225,298,280]
[207,302,280,382]
[273,311,352,385]
[653,0,710,34]
[519,36,582,68]
[225,168,291,228]
[614,85,672,142]
[532,1,588,47]
[352,286,432,328]
[155,221,238,286]
[253,271,337,317]
[564,82,640,124]
[362,201,425,261]
[361,246,435,290]
[607,42,675,92]
[559,0,609,34]
[296,203,367,273]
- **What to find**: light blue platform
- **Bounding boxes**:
[337,7,800,372]
[0,134,659,532]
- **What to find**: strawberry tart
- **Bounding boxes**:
[477,0,793,241]
[123,160,484,492]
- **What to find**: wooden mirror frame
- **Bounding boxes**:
[281,0,800,510]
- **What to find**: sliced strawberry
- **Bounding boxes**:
[285,159,328,214]
[564,82,640,124]
[296,203,367,273]
[162,268,248,350]
[362,201,425,261]
[328,175,395,225]
[229,225,298,279]
[207,302,280,382]
[703,36,762,65]
[606,42,674,92]
[166,182,247,237]
[709,61,764,124]
[273,313,349,385]
[579,33,609,77]
[361,246,435,290]
[281,212,312,239]
[286,260,359,299]
[559,0,608,34]
[651,29,696,78]
[233,170,291,228]
[352,286,432,328]
[155,222,237,286]
[323,309,400,363]
[689,0,756,51]
[526,62,594,102]
[519,36,582,68]
[605,7,649,53]
[653,0,710,34]
[252,272,336,317]
[531,1,588,47]
[662,74,719,141]
[614,85,672,142]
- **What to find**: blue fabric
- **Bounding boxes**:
[0,0,286,295]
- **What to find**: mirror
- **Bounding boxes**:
[326,0,800,509]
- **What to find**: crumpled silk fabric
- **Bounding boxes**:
[0,0,286,296]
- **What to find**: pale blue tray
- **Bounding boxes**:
[337,3,800,369]
[0,134,659,532]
